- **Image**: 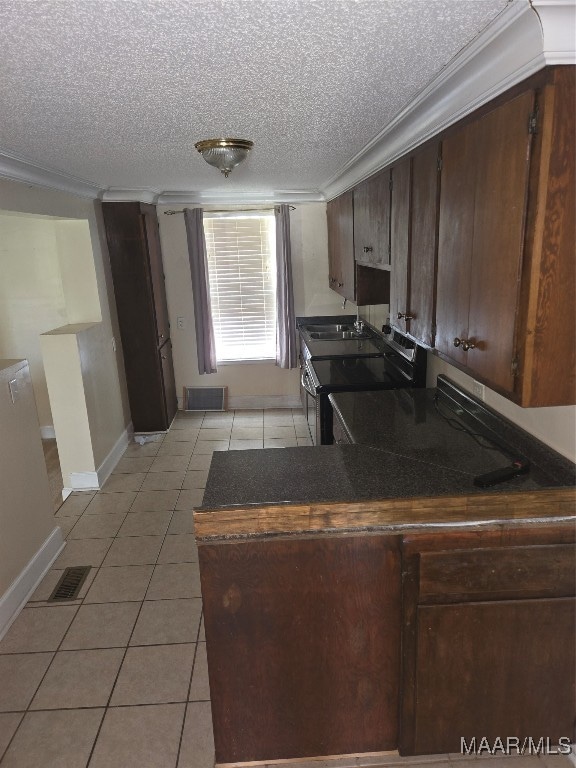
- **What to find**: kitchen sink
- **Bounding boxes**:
[308,330,371,340]
[304,324,354,333]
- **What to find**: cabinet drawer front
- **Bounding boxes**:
[419,544,575,603]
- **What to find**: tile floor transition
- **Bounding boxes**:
[1,409,573,767]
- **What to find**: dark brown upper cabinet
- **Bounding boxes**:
[326,191,355,301]
[389,157,411,331]
[390,145,440,348]
[408,143,441,348]
[436,67,575,406]
[102,201,177,431]
[437,90,534,394]
[326,192,390,307]
[354,170,391,270]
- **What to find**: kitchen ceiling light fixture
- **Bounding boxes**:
[194,138,254,178]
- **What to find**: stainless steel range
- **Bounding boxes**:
[299,321,427,445]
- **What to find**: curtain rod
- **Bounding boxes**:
[163,206,295,215]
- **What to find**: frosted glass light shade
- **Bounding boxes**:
[194,138,253,177]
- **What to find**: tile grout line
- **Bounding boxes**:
[174,605,206,767]
[0,409,309,767]
[82,410,205,767]
[84,494,181,767]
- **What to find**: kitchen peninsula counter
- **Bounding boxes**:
[197,379,575,540]
[195,382,576,765]
[197,444,575,541]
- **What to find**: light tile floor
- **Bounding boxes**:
[0,409,573,767]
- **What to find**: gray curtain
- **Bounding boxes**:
[184,208,217,374]
[275,204,297,369]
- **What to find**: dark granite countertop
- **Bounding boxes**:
[201,379,574,511]
[330,386,576,490]
[201,444,503,509]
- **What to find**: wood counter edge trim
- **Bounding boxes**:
[194,487,576,541]
[216,750,397,768]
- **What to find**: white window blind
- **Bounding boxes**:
[203,213,277,362]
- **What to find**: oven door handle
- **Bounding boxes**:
[301,368,316,398]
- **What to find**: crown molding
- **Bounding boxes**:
[531,0,576,64]
[155,189,324,205]
[101,188,159,203]
[322,0,563,200]
[0,147,102,199]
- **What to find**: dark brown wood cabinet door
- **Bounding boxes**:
[409,143,440,347]
[401,533,576,756]
[466,90,534,393]
[327,191,355,301]
[159,339,177,425]
[390,157,411,330]
[410,598,575,754]
[354,170,391,269]
[200,535,401,762]
[141,204,171,345]
[435,122,476,366]
[102,202,175,432]
[326,197,340,291]
[519,67,576,406]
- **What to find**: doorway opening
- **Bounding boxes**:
[0,210,101,510]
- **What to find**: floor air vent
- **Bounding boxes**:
[184,386,227,411]
[48,566,91,601]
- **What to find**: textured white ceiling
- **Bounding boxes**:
[0,0,511,199]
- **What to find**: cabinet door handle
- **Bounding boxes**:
[454,337,476,351]
[397,312,414,321]
[363,246,373,253]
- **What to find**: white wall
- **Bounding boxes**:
[0,213,68,427]
[427,353,576,462]
[0,179,131,470]
[0,360,61,631]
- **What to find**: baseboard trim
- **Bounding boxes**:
[96,421,133,487]
[66,422,133,491]
[228,395,301,410]
[69,471,100,491]
[0,526,65,641]
[40,425,56,440]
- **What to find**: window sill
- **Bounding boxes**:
[216,358,276,366]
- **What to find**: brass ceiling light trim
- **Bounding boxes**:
[194,138,254,178]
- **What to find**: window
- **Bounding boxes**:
[203,212,277,362]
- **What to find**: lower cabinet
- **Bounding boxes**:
[400,530,576,755]
[200,535,401,762]
[197,515,575,763]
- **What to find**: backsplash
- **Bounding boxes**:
[359,304,388,333]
